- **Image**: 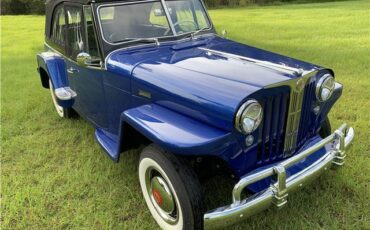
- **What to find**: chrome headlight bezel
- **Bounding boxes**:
[316,74,335,102]
[235,99,263,134]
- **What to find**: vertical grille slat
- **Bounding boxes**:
[269,95,280,160]
[276,93,289,157]
[262,99,272,161]
[266,99,275,160]
[257,100,266,163]
[256,87,290,164]
[297,80,316,146]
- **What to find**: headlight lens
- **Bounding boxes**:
[316,74,335,102]
[235,100,263,134]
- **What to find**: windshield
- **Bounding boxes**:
[98,0,211,44]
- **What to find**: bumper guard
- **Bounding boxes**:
[204,124,354,229]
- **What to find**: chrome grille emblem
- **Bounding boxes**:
[296,78,306,91]
[283,74,314,156]
[264,70,318,157]
[283,90,305,155]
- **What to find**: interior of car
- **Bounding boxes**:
[100,3,172,43]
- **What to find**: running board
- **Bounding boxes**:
[95,129,120,162]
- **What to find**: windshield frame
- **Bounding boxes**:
[95,0,213,46]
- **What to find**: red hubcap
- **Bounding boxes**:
[152,188,163,207]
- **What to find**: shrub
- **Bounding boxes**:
[1,0,45,15]
[0,0,356,15]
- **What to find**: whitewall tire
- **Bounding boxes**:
[139,144,204,230]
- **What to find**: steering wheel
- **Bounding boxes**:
[164,20,198,36]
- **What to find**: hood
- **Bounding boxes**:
[106,35,319,131]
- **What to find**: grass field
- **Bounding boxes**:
[1,1,370,229]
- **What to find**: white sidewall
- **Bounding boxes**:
[139,157,184,230]
[49,80,64,117]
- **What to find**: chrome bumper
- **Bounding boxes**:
[204,124,354,229]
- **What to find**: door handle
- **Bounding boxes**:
[67,67,79,74]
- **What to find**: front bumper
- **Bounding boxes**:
[204,124,354,229]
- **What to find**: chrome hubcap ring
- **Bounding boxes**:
[145,168,178,224]
[151,176,175,213]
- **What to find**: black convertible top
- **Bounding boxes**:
[46,0,132,6]
[45,0,141,37]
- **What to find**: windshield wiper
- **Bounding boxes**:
[175,27,209,40]
[184,27,210,39]
[113,37,160,46]
[192,27,210,38]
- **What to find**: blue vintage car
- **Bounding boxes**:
[37,0,354,229]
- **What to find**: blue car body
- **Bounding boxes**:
[37,1,355,228]
[37,34,341,183]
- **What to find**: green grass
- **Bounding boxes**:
[1,1,370,229]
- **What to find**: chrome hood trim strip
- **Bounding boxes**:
[199,47,305,75]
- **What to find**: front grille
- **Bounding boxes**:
[256,87,290,163]
[256,75,317,164]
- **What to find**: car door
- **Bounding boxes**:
[64,4,108,129]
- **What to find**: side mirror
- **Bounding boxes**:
[77,52,92,67]
[221,29,228,38]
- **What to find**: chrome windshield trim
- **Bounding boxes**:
[96,0,172,46]
[161,0,177,36]
[96,0,213,46]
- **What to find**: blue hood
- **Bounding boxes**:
[106,35,319,131]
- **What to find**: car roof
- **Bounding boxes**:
[46,0,142,7]
[45,0,140,37]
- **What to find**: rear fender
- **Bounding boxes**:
[36,52,75,107]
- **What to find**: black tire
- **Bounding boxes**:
[63,108,76,119]
[319,118,331,138]
[139,144,205,230]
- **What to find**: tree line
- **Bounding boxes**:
[1,0,345,15]
[1,0,45,15]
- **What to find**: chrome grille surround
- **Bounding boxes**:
[284,87,305,156]
[266,70,319,157]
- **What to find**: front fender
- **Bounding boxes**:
[36,52,75,107]
[121,104,232,156]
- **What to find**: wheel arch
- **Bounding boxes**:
[38,67,50,88]
[115,104,233,168]
[36,52,76,109]
[119,121,151,153]
[118,120,235,180]
[118,104,231,156]
[36,52,70,89]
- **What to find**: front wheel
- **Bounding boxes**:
[139,144,204,230]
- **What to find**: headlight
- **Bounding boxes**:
[316,74,335,102]
[235,100,263,134]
